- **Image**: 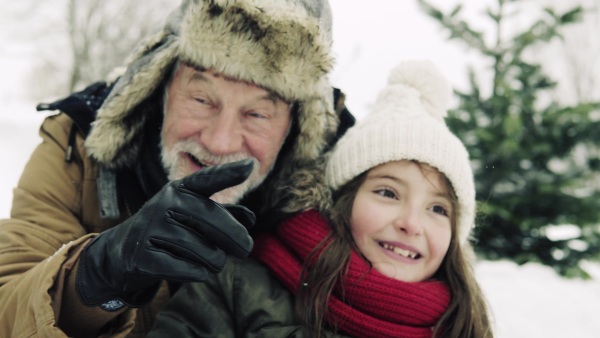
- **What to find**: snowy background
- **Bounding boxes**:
[1,1,599,337]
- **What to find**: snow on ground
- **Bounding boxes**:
[476,259,600,338]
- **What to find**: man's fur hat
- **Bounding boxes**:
[85,0,339,213]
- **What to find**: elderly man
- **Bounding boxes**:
[0,0,353,336]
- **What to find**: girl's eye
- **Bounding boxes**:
[375,188,397,199]
[432,205,449,217]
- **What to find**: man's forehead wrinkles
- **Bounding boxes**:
[184,69,286,106]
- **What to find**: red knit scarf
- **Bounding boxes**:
[253,210,451,338]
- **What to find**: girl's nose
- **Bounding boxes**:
[395,207,423,236]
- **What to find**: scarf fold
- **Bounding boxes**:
[253,210,451,338]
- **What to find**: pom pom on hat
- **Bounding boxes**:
[386,60,452,120]
[326,60,476,243]
[370,60,452,122]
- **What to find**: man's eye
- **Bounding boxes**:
[194,97,211,105]
[375,188,397,199]
[432,205,449,216]
[246,111,267,119]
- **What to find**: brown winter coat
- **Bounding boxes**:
[0,113,172,337]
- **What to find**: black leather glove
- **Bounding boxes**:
[76,159,256,308]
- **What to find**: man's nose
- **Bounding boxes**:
[200,110,244,156]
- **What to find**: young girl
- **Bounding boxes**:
[147,61,493,338]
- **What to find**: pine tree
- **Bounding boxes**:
[418,0,600,278]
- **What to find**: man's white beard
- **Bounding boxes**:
[161,139,271,204]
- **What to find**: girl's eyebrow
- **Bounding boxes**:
[431,189,454,209]
[370,173,453,203]
[367,173,406,184]
[434,193,452,206]
[366,174,410,190]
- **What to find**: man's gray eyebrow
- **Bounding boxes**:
[184,65,288,105]
[262,92,280,104]
[182,60,206,74]
[188,71,209,84]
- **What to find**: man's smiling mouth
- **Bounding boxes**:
[187,152,207,168]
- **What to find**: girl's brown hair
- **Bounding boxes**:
[296,162,494,338]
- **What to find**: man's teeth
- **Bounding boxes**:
[190,154,206,167]
[382,243,418,259]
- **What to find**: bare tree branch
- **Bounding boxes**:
[7,0,175,100]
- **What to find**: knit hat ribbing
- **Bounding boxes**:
[326,60,475,243]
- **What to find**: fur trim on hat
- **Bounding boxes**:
[85,0,337,171]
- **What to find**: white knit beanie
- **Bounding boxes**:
[326,60,475,243]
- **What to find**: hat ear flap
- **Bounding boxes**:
[86,34,178,168]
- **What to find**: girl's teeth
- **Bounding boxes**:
[382,243,417,259]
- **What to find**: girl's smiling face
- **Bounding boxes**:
[350,160,454,282]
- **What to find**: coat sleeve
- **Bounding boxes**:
[0,113,133,337]
[148,258,351,338]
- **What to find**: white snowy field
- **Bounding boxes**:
[1,102,599,338]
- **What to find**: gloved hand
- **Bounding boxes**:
[76,159,256,308]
